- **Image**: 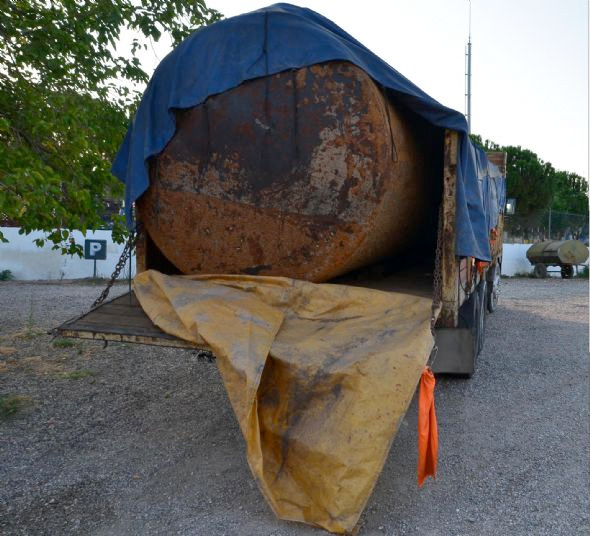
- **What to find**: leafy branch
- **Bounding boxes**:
[0,0,222,254]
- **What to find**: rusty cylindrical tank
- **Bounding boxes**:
[138,61,440,282]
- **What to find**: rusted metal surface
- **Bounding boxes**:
[438,129,459,328]
[138,61,438,282]
[135,231,147,274]
[486,151,507,260]
[490,215,504,259]
[486,151,507,175]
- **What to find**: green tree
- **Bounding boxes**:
[470,134,588,217]
[551,170,588,215]
[0,0,221,254]
[504,145,555,218]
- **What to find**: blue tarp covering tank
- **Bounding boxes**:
[112,2,506,262]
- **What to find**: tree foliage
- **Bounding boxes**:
[470,134,588,216]
[0,0,221,254]
[551,170,588,215]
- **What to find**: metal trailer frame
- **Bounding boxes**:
[432,132,505,375]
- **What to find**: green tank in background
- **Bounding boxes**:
[526,240,589,278]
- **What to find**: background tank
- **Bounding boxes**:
[138,61,442,282]
[526,239,589,278]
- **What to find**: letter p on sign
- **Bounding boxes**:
[84,239,107,260]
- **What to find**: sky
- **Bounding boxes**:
[137,0,588,179]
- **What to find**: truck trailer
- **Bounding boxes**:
[60,128,506,376]
[57,4,507,533]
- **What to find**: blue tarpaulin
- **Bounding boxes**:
[113,3,505,261]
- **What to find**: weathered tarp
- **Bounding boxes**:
[133,270,435,533]
[113,3,505,261]
[473,143,506,236]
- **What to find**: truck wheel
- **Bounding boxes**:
[533,263,547,278]
[470,281,486,362]
[477,281,487,354]
[487,283,498,313]
[560,265,573,279]
[470,291,480,364]
[487,266,500,313]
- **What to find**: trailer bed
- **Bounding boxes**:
[56,268,435,349]
[57,292,202,349]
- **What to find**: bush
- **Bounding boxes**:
[0,269,14,281]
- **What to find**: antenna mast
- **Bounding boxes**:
[466,0,472,133]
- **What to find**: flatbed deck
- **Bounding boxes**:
[57,292,202,349]
[56,268,435,350]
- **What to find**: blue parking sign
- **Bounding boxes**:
[84,239,107,260]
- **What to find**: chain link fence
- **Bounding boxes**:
[504,210,588,244]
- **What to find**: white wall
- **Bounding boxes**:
[501,242,589,277]
[1,227,586,280]
[501,243,534,276]
[0,228,135,280]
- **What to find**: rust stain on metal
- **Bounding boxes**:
[438,129,459,328]
[138,61,439,281]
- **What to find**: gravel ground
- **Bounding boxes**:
[0,277,588,536]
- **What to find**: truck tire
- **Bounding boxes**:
[533,263,548,278]
[469,280,486,365]
[487,264,500,313]
[471,294,479,362]
[476,280,487,354]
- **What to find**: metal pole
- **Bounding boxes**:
[93,259,97,279]
[467,42,471,133]
[466,0,472,134]
[128,251,132,302]
[548,207,552,239]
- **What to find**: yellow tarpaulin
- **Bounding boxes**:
[134,270,435,533]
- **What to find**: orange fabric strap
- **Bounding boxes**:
[417,366,438,487]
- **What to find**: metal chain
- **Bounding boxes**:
[91,224,142,309]
[431,204,443,330]
[427,204,444,368]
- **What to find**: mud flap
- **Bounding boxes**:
[432,328,476,376]
[432,282,486,376]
